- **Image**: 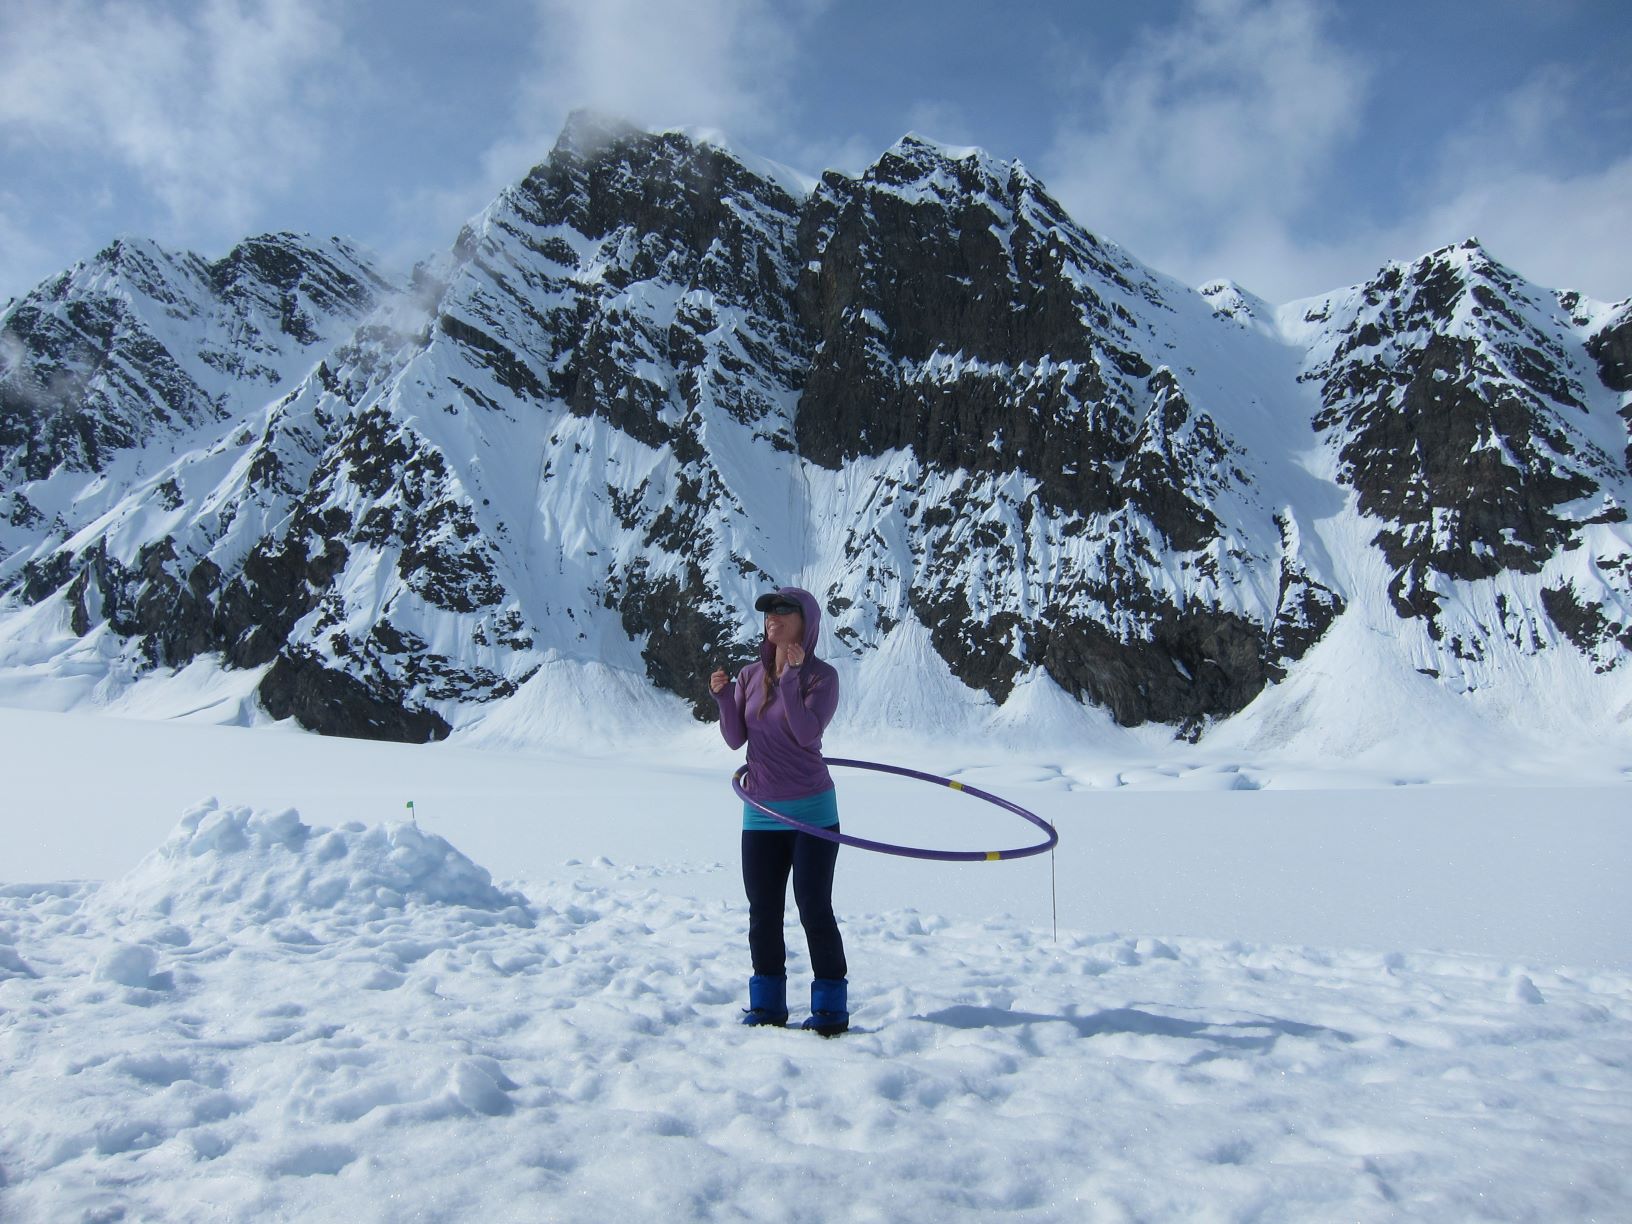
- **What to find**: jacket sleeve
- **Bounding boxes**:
[777,664,837,747]
[714,674,748,750]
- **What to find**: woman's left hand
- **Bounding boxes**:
[780,642,805,669]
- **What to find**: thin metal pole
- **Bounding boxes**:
[1050,834,1058,944]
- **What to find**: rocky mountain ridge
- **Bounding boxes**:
[1,232,392,568]
[1,113,1627,746]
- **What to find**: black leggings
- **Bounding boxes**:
[741,827,847,980]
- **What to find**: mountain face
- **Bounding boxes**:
[1286,244,1632,682]
[1,233,393,579]
[789,136,1345,726]
[1,114,1628,744]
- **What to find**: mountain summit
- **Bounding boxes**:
[1,119,1628,748]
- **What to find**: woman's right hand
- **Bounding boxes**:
[709,669,729,694]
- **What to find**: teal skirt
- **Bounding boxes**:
[742,787,839,832]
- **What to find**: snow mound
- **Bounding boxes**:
[92,800,533,928]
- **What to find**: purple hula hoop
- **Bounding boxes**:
[731,757,1059,862]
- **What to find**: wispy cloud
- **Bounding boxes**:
[1398,160,1632,305]
[382,0,823,269]
[1041,0,1370,299]
[525,0,812,139]
[1390,68,1632,302]
[1040,0,1631,303]
[0,0,354,254]
[5,0,1621,311]
[1180,64,1632,303]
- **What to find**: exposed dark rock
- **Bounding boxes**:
[1306,244,1619,631]
[910,586,1025,703]
[1267,562,1346,674]
[0,294,219,480]
[259,649,451,742]
[495,115,807,450]
[1345,333,1595,580]
[606,559,758,719]
[18,549,75,605]
[1024,605,1272,733]
[218,514,351,668]
[437,313,548,402]
[1120,371,1229,552]
[126,543,223,667]
[1586,303,1632,470]
[1542,580,1632,671]
[791,141,1156,523]
[1585,304,1632,394]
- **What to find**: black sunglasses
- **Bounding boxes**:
[763,600,802,616]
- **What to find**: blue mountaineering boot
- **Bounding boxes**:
[741,974,789,1027]
[802,978,849,1037]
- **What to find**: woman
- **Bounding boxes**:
[710,586,848,1036]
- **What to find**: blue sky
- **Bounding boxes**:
[2,0,1629,306]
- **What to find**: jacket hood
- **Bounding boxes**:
[757,586,822,668]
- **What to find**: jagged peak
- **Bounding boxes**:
[95,233,169,263]
[1412,239,1628,318]
[210,230,383,273]
[889,132,994,164]
[865,136,1074,236]
[875,132,1013,183]
[1303,237,1539,322]
[664,125,817,201]
[1417,236,1498,273]
[13,234,204,306]
[861,133,1034,219]
[1410,239,1565,302]
[227,230,348,255]
[68,231,375,300]
[1198,279,1276,329]
[80,234,192,281]
[551,108,644,160]
[1198,277,1258,301]
[528,112,815,208]
[884,131,1034,182]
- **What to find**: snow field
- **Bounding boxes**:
[2,862,1629,1221]
[1,708,1630,1219]
[1,803,1629,1218]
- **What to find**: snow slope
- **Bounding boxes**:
[2,709,1629,1220]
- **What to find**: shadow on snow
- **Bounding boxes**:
[917,1004,1355,1057]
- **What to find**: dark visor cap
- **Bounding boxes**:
[754,593,803,616]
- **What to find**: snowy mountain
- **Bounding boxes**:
[1,112,1628,747]
[1,233,392,545]
[1283,241,1632,683]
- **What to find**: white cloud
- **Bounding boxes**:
[494,0,818,182]
[1399,159,1632,303]
[1042,0,1370,296]
[537,0,810,133]
[0,0,354,250]
[1395,68,1632,302]
[381,0,823,271]
[783,131,877,179]
[1040,1,1632,304]
[1213,67,1632,304]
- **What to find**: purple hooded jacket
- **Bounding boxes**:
[714,586,839,802]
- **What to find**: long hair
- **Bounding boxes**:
[761,612,804,707]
